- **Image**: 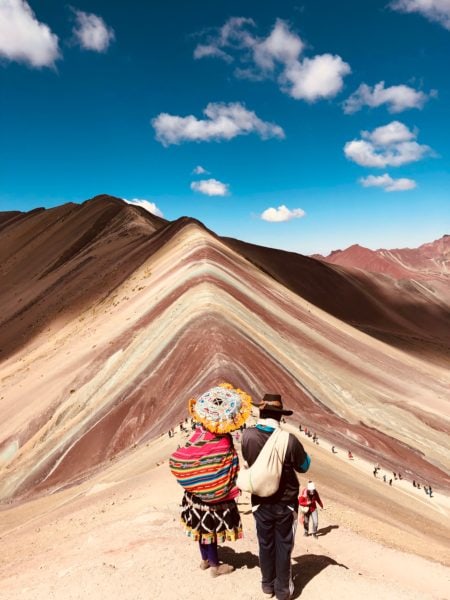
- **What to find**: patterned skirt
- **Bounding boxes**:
[180,492,243,545]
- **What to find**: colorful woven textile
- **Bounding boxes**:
[170,427,239,503]
[180,492,243,544]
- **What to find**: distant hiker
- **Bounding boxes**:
[348,450,354,460]
[413,480,416,487]
[299,481,323,538]
[331,445,336,454]
[393,472,397,480]
[383,475,387,483]
[389,479,392,486]
[373,468,377,477]
[169,383,251,577]
[298,424,303,432]
[429,486,433,497]
[241,393,311,600]
[398,473,402,480]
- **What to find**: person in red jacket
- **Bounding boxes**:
[298,481,323,538]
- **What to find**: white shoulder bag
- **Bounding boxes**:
[237,428,290,497]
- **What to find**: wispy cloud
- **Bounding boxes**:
[344,81,434,114]
[193,165,208,175]
[344,121,433,167]
[152,102,285,146]
[260,205,306,222]
[390,0,450,30]
[124,198,164,217]
[193,44,233,62]
[190,179,229,196]
[0,0,60,68]
[359,173,417,191]
[194,18,351,102]
[72,9,115,52]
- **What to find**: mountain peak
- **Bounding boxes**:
[317,236,449,280]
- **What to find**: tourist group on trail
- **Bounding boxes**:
[168,382,433,600]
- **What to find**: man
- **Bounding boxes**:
[241,393,311,600]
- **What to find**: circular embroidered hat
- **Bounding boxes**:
[188,383,252,434]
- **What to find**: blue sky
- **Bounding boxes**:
[0,0,449,254]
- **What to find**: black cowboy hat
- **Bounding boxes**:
[252,393,293,416]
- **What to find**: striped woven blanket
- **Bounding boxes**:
[170,427,239,503]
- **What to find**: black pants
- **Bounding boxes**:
[253,503,298,600]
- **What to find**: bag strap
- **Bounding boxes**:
[252,428,290,467]
[272,429,289,464]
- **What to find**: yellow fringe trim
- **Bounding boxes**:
[181,521,244,544]
[188,382,252,434]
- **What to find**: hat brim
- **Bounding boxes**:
[252,400,293,416]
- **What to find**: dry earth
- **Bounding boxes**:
[1,423,449,600]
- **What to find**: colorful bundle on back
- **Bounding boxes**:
[170,427,239,503]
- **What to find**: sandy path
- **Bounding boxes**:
[0,428,449,600]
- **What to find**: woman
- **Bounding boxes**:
[299,480,323,538]
[170,383,251,577]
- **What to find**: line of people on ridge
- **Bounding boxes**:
[372,465,433,496]
[169,384,325,600]
[297,426,434,500]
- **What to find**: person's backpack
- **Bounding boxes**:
[169,429,238,503]
[237,428,289,497]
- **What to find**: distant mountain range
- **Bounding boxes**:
[0,195,448,503]
[312,236,449,281]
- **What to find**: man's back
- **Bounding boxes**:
[242,425,310,506]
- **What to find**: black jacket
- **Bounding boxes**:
[241,426,310,506]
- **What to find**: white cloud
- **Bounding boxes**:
[190,179,229,196]
[194,17,351,102]
[344,81,432,114]
[124,198,164,217]
[152,102,285,146]
[359,173,417,191]
[219,16,256,48]
[0,0,60,68]
[366,121,415,145]
[193,44,232,62]
[193,165,208,174]
[73,9,115,52]
[260,205,306,222]
[282,53,351,101]
[253,19,303,71]
[390,0,450,30]
[344,121,432,168]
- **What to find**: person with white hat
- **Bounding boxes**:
[298,481,323,538]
